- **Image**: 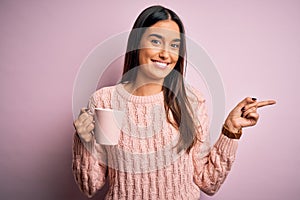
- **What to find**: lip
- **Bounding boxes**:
[151,59,170,69]
[151,59,170,64]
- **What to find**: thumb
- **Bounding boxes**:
[80,107,88,114]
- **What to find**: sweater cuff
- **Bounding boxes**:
[73,133,97,156]
[214,134,239,158]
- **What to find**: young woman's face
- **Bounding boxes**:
[137,20,181,84]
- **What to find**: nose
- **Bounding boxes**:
[158,47,170,60]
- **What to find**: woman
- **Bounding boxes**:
[72,5,276,199]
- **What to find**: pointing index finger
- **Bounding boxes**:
[257,100,276,108]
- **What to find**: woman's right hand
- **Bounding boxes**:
[73,108,95,143]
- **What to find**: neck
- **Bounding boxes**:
[127,82,163,96]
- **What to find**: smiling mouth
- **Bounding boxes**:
[151,59,170,69]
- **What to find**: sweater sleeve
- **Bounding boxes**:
[72,93,108,198]
[189,88,238,195]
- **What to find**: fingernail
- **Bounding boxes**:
[252,97,257,101]
[241,106,245,111]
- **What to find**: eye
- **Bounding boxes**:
[151,39,161,45]
[170,43,180,49]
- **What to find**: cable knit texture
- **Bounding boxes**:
[72,84,238,199]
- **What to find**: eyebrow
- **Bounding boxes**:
[148,33,181,42]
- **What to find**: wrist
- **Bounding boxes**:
[222,124,242,139]
[77,131,94,143]
[224,119,241,133]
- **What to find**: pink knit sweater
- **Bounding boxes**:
[72,84,238,199]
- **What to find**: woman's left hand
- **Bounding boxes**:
[224,97,276,133]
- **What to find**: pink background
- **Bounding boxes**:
[1,0,299,199]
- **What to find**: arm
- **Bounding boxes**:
[189,90,238,195]
[72,94,108,198]
[191,91,276,195]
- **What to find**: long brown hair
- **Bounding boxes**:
[120,5,198,153]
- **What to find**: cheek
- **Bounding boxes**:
[138,49,146,65]
[168,48,180,63]
[139,48,158,64]
[170,53,179,64]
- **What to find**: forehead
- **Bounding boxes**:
[143,20,180,39]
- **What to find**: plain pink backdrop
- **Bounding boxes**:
[1,0,299,199]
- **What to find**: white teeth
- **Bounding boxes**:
[154,61,168,68]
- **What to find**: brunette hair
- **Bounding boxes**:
[120,5,198,153]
